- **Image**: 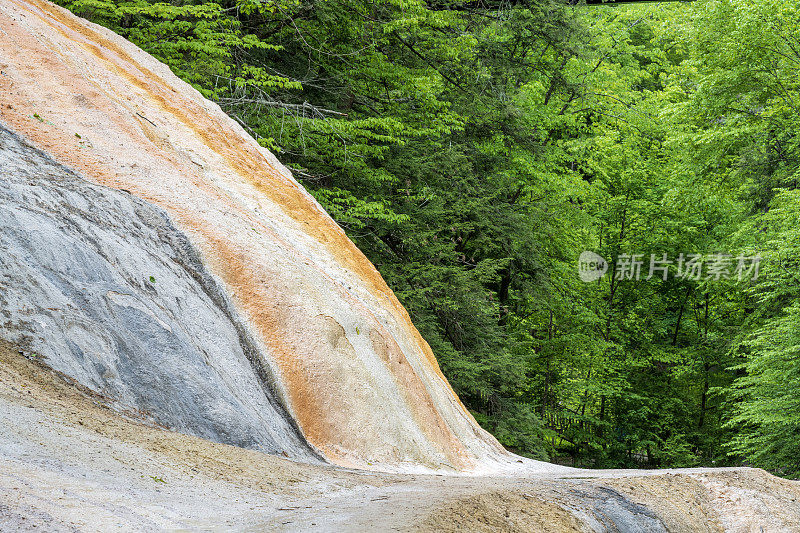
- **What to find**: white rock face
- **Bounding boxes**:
[0,0,513,471]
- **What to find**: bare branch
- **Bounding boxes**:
[218,97,348,117]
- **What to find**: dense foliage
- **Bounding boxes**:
[57,0,800,476]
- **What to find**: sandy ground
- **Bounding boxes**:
[1,341,799,532]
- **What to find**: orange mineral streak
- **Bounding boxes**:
[203,233,473,468]
[0,0,508,469]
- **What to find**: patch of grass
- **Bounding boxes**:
[19,350,43,361]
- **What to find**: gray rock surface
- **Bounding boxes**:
[567,486,668,532]
[0,125,317,460]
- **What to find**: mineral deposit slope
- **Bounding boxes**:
[0,0,515,471]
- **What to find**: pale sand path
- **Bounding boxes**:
[2,343,799,532]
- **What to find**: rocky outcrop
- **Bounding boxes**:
[0,0,511,471]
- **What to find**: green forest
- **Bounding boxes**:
[56,0,800,477]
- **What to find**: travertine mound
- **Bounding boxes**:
[0,0,511,471]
